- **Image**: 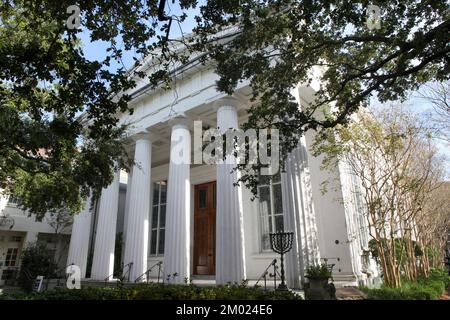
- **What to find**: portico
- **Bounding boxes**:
[66,55,374,288]
[82,96,251,284]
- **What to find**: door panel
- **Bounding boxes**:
[193,181,216,275]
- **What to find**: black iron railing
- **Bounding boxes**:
[104,262,133,285]
[134,261,163,283]
[254,259,282,291]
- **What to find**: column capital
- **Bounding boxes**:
[131,129,154,143]
[168,113,191,130]
[213,96,241,111]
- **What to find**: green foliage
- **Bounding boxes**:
[1,0,448,210]
[194,1,449,193]
[0,283,302,300]
[305,264,332,279]
[361,269,449,300]
[369,238,423,264]
[0,0,198,218]
[426,246,444,267]
[17,242,58,293]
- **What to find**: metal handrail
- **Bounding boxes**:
[134,261,163,283]
[254,259,279,290]
[122,262,133,283]
[104,262,133,285]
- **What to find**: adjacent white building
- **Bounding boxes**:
[0,196,71,286]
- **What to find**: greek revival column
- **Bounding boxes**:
[281,136,321,287]
[121,169,132,265]
[91,170,120,280]
[67,194,92,278]
[215,97,246,284]
[281,152,302,289]
[296,136,321,268]
[123,133,152,282]
[164,116,191,284]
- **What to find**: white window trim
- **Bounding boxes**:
[149,181,166,257]
[257,177,283,253]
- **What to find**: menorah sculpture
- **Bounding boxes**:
[269,231,294,290]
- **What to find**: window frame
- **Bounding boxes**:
[257,174,284,252]
[5,248,19,267]
[149,181,167,256]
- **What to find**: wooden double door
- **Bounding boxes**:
[193,181,216,275]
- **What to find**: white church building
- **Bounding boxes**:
[64,47,381,289]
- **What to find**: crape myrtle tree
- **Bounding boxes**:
[418,81,450,141]
[312,106,448,287]
[0,0,448,219]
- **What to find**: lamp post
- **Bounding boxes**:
[269,231,294,290]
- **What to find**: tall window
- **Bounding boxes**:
[350,171,369,249]
[150,181,167,256]
[258,173,284,251]
[5,248,18,266]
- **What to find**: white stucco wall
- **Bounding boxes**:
[304,132,358,283]
[0,197,72,243]
[0,194,72,284]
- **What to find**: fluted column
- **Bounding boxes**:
[164,116,191,284]
[91,170,120,280]
[281,153,301,289]
[67,194,93,278]
[296,137,321,267]
[123,133,152,282]
[281,136,321,288]
[121,169,132,265]
[215,97,246,284]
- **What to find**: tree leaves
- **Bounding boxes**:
[1,1,448,216]
[0,1,197,219]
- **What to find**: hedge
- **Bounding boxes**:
[0,283,302,300]
[361,269,450,300]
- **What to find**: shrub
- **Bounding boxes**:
[368,238,423,265]
[0,283,302,300]
[305,264,331,279]
[361,268,449,300]
[17,242,58,293]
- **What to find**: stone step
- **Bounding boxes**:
[335,287,368,300]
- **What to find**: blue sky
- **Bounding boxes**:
[371,94,450,177]
[79,2,200,72]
